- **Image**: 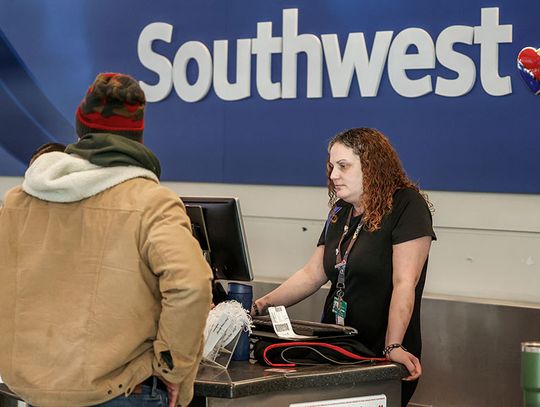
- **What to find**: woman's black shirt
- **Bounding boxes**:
[318,188,436,357]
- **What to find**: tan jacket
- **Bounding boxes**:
[0,153,212,406]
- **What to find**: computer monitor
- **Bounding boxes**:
[181,196,253,282]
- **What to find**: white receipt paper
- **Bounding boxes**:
[268,305,315,339]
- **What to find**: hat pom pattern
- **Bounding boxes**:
[76,73,145,142]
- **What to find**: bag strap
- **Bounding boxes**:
[281,346,371,366]
[263,341,387,367]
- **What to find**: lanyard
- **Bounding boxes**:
[334,207,363,297]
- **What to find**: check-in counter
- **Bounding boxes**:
[0,361,406,407]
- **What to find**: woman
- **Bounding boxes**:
[252,128,436,406]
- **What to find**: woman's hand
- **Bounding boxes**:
[387,347,422,381]
[251,299,271,316]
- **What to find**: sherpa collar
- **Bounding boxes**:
[22,151,158,203]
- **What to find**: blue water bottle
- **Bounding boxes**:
[227,282,253,361]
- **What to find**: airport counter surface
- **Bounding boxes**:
[0,361,407,407]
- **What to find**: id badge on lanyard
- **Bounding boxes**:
[332,298,347,326]
[332,260,348,325]
[332,208,362,326]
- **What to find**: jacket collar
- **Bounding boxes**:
[22,151,158,203]
[65,133,161,179]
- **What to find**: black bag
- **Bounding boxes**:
[253,337,387,367]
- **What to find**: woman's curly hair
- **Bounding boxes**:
[327,128,432,232]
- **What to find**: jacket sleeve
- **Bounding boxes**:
[139,187,212,402]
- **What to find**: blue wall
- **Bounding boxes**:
[1,0,539,193]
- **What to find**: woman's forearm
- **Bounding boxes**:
[255,269,322,312]
[384,283,423,380]
[254,246,327,314]
[386,236,431,347]
[385,283,415,346]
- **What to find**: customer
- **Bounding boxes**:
[253,128,436,407]
[0,73,212,407]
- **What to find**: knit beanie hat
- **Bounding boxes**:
[76,73,145,142]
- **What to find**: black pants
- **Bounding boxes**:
[402,378,419,407]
